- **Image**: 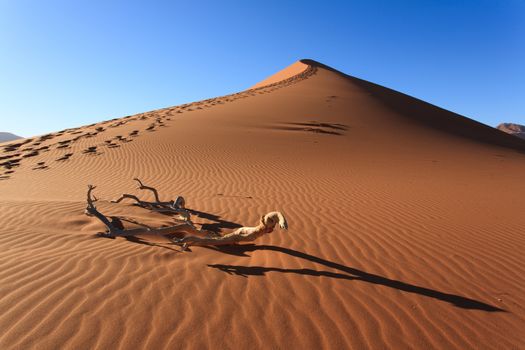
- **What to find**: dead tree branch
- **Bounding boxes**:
[134,177,162,203]
[112,178,189,220]
[85,185,120,235]
[172,211,288,250]
[86,182,289,251]
[86,185,210,238]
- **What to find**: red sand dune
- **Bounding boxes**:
[0,59,524,349]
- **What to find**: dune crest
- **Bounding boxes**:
[250,60,310,89]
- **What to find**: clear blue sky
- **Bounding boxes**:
[1,0,523,137]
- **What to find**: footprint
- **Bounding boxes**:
[114,135,130,142]
[22,151,39,158]
[33,162,48,170]
[56,153,73,161]
[82,146,98,154]
[37,134,54,142]
[0,153,20,161]
[1,158,22,169]
[33,162,47,170]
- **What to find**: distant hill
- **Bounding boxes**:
[497,123,525,140]
[0,132,22,143]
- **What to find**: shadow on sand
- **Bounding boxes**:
[188,209,243,233]
[206,244,504,312]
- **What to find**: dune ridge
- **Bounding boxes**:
[0,60,524,349]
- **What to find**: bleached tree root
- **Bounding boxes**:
[172,211,288,250]
[112,178,189,220]
[85,184,288,251]
[85,185,210,238]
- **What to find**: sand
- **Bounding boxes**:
[0,59,524,349]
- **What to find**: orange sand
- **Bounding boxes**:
[0,59,524,349]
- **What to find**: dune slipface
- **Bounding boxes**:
[0,60,524,349]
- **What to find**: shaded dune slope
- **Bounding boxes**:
[0,60,524,349]
[303,59,525,151]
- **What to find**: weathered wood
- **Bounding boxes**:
[134,177,162,203]
[85,185,210,238]
[172,211,288,250]
[112,178,189,220]
[85,183,288,250]
[104,222,211,238]
[85,185,121,235]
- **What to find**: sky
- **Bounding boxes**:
[0,0,523,137]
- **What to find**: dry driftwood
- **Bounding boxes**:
[112,178,189,220]
[172,211,288,250]
[85,183,288,250]
[85,185,209,238]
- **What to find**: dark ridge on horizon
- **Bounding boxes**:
[0,132,22,143]
[497,123,525,140]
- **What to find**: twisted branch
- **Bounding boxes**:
[172,211,288,250]
[134,177,162,203]
[86,185,209,238]
[86,182,289,251]
[112,178,189,220]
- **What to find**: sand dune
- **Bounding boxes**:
[0,59,524,349]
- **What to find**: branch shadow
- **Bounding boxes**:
[124,235,181,252]
[206,244,504,312]
[98,216,181,252]
[188,209,243,233]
